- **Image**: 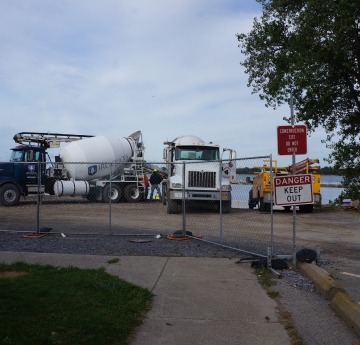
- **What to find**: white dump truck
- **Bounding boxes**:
[0,131,147,206]
[162,135,236,213]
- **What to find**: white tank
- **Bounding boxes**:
[59,136,133,180]
[54,180,90,197]
[172,135,205,145]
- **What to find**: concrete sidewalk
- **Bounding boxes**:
[0,251,291,345]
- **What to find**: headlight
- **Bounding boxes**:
[172,183,182,188]
[221,185,232,191]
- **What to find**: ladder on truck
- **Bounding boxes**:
[128,131,146,196]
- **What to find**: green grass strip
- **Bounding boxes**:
[0,262,153,345]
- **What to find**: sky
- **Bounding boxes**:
[0,0,333,167]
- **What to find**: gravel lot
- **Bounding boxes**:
[1,200,360,344]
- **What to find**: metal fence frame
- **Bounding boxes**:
[0,156,292,259]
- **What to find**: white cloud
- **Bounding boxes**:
[0,0,333,168]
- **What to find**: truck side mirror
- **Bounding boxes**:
[163,148,168,160]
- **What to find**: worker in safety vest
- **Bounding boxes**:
[149,168,162,201]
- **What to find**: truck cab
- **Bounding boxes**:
[162,135,236,214]
[0,146,47,206]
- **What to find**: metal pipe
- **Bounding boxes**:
[290,95,297,269]
[269,154,274,255]
[182,161,186,236]
[36,161,41,234]
[219,160,223,244]
[109,164,112,235]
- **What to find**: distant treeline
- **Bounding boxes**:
[236,167,262,174]
[236,166,342,175]
[317,166,342,175]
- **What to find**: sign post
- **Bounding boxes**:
[276,96,310,268]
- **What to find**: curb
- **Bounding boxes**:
[298,262,360,338]
[298,262,345,300]
[331,293,360,337]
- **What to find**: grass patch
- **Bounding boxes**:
[267,291,280,298]
[0,261,153,345]
[314,205,340,213]
[254,267,277,287]
[107,258,120,264]
[285,323,295,329]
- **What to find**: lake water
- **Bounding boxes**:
[233,174,344,207]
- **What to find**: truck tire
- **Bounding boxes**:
[86,187,99,203]
[103,184,122,203]
[222,200,231,214]
[248,190,257,209]
[299,204,313,213]
[167,198,179,214]
[162,184,167,205]
[124,184,142,203]
[259,198,270,212]
[0,184,21,206]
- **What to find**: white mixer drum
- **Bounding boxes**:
[59,136,133,180]
[54,180,90,197]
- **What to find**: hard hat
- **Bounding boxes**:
[153,168,158,172]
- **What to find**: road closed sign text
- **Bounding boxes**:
[274,174,313,206]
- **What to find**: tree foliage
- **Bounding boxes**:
[237,0,360,199]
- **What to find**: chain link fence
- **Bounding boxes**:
[0,156,287,257]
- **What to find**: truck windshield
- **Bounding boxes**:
[10,150,23,162]
[175,146,219,160]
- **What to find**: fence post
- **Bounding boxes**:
[219,160,223,244]
[36,161,41,234]
[182,161,186,236]
[270,154,274,255]
[109,164,112,235]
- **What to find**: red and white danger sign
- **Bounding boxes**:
[274,174,313,206]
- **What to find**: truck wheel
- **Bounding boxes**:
[222,200,231,214]
[299,204,313,213]
[124,184,142,203]
[0,184,21,206]
[284,206,291,212]
[162,184,167,205]
[167,198,179,214]
[86,187,99,203]
[103,184,122,203]
[259,198,270,212]
[248,190,257,209]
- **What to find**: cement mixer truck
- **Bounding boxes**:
[0,131,147,206]
[162,135,236,213]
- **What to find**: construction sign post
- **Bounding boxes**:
[274,174,314,206]
[277,125,307,155]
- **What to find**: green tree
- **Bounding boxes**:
[237,0,360,200]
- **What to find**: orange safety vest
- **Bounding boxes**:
[143,174,149,187]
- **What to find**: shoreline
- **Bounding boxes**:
[320,184,343,188]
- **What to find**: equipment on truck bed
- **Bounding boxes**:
[248,158,321,213]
